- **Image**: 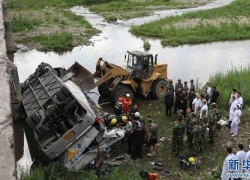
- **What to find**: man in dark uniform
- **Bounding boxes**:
[188,88,196,111]
[164,88,174,116]
[174,86,182,114]
[168,80,175,94]
[131,122,144,159]
[175,79,183,93]
[180,88,188,117]
[190,79,195,91]
[211,87,220,104]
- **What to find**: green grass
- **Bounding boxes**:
[9,0,99,51]
[89,0,193,13]
[89,0,208,20]
[105,15,118,22]
[11,16,42,33]
[143,41,151,52]
[130,0,250,46]
[21,32,73,51]
[209,66,250,109]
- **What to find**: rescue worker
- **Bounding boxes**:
[131,121,144,159]
[123,116,133,154]
[228,96,237,129]
[139,170,159,180]
[147,119,158,157]
[231,104,242,137]
[175,79,183,93]
[193,120,204,153]
[208,109,217,144]
[187,113,197,148]
[114,97,123,116]
[129,104,139,119]
[189,79,195,91]
[188,88,195,111]
[186,111,194,148]
[123,94,132,114]
[180,88,188,117]
[167,80,174,94]
[200,100,208,117]
[164,88,174,116]
[174,86,182,114]
[183,81,189,92]
[171,116,185,157]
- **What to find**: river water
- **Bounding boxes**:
[14,0,249,87]
[13,0,250,175]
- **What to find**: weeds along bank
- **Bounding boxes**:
[209,66,250,110]
[89,0,212,22]
[8,0,213,51]
[8,0,100,51]
[131,0,250,46]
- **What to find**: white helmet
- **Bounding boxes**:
[135,112,140,117]
[126,93,130,98]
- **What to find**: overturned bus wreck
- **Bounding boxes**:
[21,62,125,171]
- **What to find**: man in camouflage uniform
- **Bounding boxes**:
[183,81,189,92]
[180,88,188,117]
[172,116,185,157]
[193,120,204,153]
[186,113,196,148]
[189,79,195,91]
[208,109,217,143]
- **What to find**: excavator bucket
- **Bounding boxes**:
[65,62,95,91]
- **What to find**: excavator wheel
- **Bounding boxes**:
[98,82,111,97]
[110,85,134,104]
[151,78,168,99]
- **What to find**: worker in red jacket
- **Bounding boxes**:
[123,94,132,114]
[140,170,159,180]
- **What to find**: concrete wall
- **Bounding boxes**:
[0,0,16,179]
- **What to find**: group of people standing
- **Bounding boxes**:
[165,79,223,156]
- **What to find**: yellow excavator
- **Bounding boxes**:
[69,51,169,103]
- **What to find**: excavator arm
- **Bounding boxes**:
[66,61,130,91]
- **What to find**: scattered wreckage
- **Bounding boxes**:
[21,62,125,171]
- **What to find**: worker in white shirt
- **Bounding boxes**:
[229,96,238,130]
[236,144,246,173]
[221,147,239,180]
[231,104,242,137]
[192,93,201,113]
[200,100,208,117]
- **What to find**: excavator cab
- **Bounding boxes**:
[126,51,157,79]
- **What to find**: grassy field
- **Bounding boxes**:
[8,0,99,51]
[209,66,250,109]
[89,0,213,21]
[130,0,250,46]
